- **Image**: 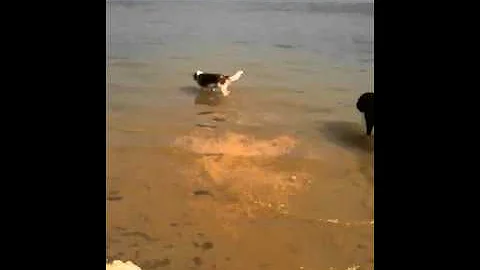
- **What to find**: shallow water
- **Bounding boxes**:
[107,1,374,269]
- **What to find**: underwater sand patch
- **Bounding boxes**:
[175,131,297,157]
[174,131,311,221]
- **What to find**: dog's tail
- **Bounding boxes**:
[228,70,244,82]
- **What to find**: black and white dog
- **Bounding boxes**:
[193,70,244,96]
[356,92,374,136]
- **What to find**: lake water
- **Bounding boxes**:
[107,1,374,269]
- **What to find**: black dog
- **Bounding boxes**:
[356,92,374,136]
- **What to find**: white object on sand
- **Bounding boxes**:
[106,260,142,270]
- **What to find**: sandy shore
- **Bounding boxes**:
[107,127,373,270]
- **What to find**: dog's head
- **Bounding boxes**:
[356,92,374,113]
[193,70,203,81]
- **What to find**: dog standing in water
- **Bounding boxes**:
[193,70,244,96]
[356,92,374,136]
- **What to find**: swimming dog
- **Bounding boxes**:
[193,70,244,96]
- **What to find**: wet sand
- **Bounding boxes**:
[107,120,373,270]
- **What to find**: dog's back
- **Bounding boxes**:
[193,71,224,88]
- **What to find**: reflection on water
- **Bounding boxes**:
[194,91,224,107]
[322,121,374,152]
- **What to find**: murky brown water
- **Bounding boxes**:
[107,1,373,269]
